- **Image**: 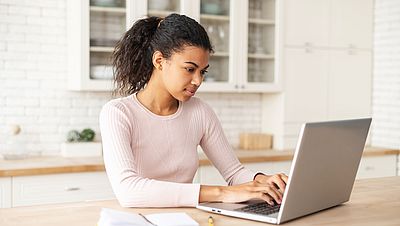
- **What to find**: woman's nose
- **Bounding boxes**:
[191,72,203,86]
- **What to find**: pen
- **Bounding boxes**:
[208,216,214,226]
[138,213,157,226]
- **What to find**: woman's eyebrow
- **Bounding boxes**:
[184,62,209,70]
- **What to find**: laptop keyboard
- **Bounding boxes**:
[235,202,281,216]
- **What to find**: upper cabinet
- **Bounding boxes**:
[67,0,281,92]
[330,0,373,49]
[284,0,330,47]
[284,0,373,49]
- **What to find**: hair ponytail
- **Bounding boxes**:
[112,17,162,96]
[112,14,213,96]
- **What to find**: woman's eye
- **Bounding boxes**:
[185,67,195,73]
[201,70,208,76]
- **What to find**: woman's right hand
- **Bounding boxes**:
[199,180,284,205]
[220,180,283,205]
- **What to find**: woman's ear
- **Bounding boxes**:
[152,51,164,71]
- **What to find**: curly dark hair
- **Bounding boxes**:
[112,13,213,96]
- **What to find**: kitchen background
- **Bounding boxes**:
[0,0,399,158]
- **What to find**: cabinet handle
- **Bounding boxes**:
[348,44,356,55]
[365,166,374,171]
[65,187,81,191]
[241,85,245,89]
[304,42,312,53]
[235,84,239,89]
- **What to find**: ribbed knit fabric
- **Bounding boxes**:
[99,94,257,207]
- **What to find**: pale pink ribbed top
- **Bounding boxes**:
[99,94,256,207]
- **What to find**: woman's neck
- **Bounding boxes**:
[136,79,179,116]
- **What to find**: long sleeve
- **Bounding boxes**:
[199,102,257,185]
[99,101,200,207]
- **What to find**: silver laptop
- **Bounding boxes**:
[197,118,372,224]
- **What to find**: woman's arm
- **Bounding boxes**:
[198,101,288,205]
[199,173,288,205]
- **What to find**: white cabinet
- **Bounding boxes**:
[67,0,281,93]
[284,0,330,47]
[0,177,12,208]
[12,172,114,207]
[327,50,372,119]
[330,0,373,49]
[356,155,398,179]
[283,48,329,122]
[284,0,373,49]
[265,0,373,149]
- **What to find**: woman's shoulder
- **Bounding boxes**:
[100,95,134,116]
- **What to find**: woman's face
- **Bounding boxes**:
[160,46,210,102]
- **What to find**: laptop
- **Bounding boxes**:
[197,118,372,224]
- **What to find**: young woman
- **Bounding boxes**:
[100,13,288,208]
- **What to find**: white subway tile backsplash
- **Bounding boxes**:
[372,0,400,149]
[7,97,39,107]
[7,43,41,53]
[5,79,39,88]
[8,5,41,16]
[0,5,8,14]
[25,107,56,116]
[2,107,25,116]
[0,14,26,24]
[55,108,88,117]
[41,8,65,18]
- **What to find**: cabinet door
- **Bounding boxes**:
[284,0,330,47]
[356,155,397,179]
[284,48,329,122]
[245,0,280,92]
[0,177,12,208]
[330,0,373,49]
[198,0,237,92]
[12,172,114,207]
[327,50,372,119]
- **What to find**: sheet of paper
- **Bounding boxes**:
[145,212,199,226]
[98,208,151,226]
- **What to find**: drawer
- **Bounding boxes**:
[13,172,115,207]
[356,155,397,179]
[0,177,12,208]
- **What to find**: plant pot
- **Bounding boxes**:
[61,142,103,157]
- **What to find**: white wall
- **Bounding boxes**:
[372,0,400,149]
[0,0,262,155]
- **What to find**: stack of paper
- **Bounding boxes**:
[98,208,199,226]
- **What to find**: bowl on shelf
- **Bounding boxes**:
[90,65,113,80]
[148,0,170,11]
[90,0,120,7]
[201,3,223,15]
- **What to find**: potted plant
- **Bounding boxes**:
[61,128,102,157]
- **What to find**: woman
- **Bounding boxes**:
[100,13,288,208]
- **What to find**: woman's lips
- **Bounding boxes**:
[184,88,197,96]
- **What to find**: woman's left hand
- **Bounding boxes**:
[254,173,289,196]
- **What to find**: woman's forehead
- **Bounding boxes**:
[171,46,209,64]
